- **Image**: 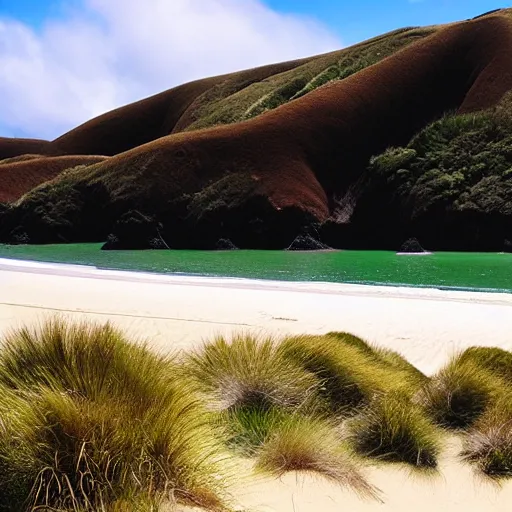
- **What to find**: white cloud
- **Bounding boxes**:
[0,0,341,140]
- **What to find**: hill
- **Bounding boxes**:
[1,9,512,250]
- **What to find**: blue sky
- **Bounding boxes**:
[0,0,506,139]
[267,1,505,44]
[0,0,504,45]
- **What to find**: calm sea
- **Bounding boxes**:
[0,244,511,293]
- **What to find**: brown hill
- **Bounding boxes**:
[21,58,313,160]
[0,27,438,161]
[0,138,51,159]
[2,10,512,249]
[0,155,107,203]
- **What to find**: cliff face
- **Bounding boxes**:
[1,10,512,250]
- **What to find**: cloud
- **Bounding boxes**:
[0,0,341,140]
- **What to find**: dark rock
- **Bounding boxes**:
[9,227,30,245]
[101,210,167,250]
[148,237,168,249]
[286,234,331,251]
[216,238,239,250]
[399,237,426,253]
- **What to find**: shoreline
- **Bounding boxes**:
[1,257,512,305]
[2,257,512,375]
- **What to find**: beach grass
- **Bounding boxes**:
[280,333,424,416]
[256,413,380,500]
[349,391,442,469]
[3,317,512,508]
[461,395,512,478]
[419,352,504,429]
[185,333,320,412]
[0,319,231,512]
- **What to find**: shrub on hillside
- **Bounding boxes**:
[368,105,512,220]
[102,210,167,250]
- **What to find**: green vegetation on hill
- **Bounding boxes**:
[363,93,512,249]
[188,27,436,130]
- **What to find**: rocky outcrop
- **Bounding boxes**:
[286,234,331,251]
[398,238,427,253]
[101,211,168,250]
[215,238,239,250]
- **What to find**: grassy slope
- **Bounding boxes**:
[180,27,437,132]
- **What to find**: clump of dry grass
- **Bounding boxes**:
[280,334,422,416]
[461,395,512,478]
[349,391,442,469]
[185,333,320,412]
[0,318,231,512]
[419,353,504,429]
[457,347,512,383]
[256,413,380,500]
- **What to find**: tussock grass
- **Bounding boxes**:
[461,395,512,478]
[457,347,512,382]
[326,331,427,384]
[419,355,503,429]
[185,334,319,412]
[0,319,230,512]
[256,414,380,500]
[349,391,442,469]
[280,334,422,415]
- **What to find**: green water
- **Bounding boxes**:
[0,243,511,293]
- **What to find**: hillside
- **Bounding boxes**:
[1,9,512,250]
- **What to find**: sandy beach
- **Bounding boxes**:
[2,257,512,511]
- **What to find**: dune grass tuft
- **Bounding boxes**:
[0,318,230,512]
[185,334,319,412]
[280,334,423,416]
[349,391,442,469]
[457,347,512,383]
[461,395,512,478]
[419,353,503,429]
[256,413,380,500]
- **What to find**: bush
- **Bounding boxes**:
[326,332,427,384]
[457,346,512,383]
[349,391,442,469]
[102,210,167,250]
[0,319,230,511]
[367,106,512,221]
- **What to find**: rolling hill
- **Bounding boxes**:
[1,9,512,250]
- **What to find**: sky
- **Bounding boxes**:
[0,0,505,140]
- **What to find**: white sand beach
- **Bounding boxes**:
[1,257,512,511]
